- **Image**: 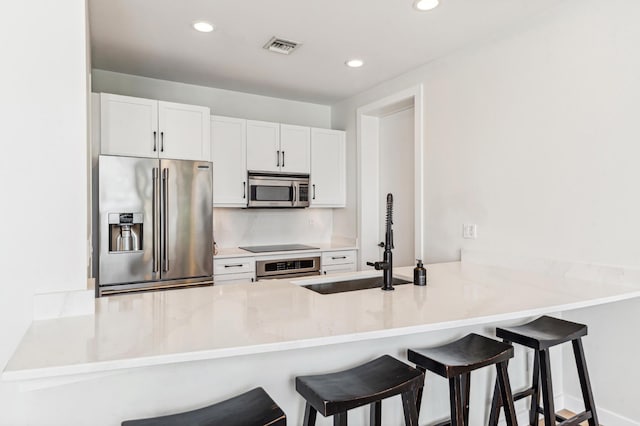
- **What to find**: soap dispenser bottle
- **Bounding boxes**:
[414,259,427,286]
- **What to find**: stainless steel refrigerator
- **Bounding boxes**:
[98,155,213,296]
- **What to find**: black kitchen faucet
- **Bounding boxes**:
[366,193,395,291]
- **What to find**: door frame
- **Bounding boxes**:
[356,85,424,269]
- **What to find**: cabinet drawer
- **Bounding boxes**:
[322,250,357,266]
[322,264,357,275]
[214,257,255,275]
[214,272,255,285]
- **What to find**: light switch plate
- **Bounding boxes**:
[463,224,477,239]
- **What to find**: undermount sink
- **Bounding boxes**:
[302,276,411,295]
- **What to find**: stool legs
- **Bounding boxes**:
[303,402,317,426]
[415,365,427,417]
[573,338,599,426]
[539,348,556,426]
[333,412,347,426]
[529,352,541,425]
[496,361,518,426]
[449,376,465,426]
[370,401,381,425]
[302,391,419,426]
[401,389,419,426]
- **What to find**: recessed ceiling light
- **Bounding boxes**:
[345,59,364,68]
[413,0,439,11]
[193,21,215,33]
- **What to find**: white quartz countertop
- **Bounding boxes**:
[4,261,640,382]
[215,242,357,259]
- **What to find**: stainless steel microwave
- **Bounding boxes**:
[247,172,310,208]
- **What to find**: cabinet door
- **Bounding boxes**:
[246,120,280,172]
[211,116,247,207]
[158,101,210,161]
[100,93,158,158]
[310,128,346,207]
[280,124,310,174]
[322,264,357,275]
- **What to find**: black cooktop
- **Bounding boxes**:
[239,244,319,253]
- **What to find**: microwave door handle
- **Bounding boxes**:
[293,184,297,206]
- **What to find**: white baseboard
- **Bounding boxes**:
[564,395,640,426]
[498,395,564,426]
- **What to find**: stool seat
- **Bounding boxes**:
[121,387,286,426]
[497,315,587,350]
[296,355,423,418]
[408,333,513,378]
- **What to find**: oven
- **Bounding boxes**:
[256,256,321,281]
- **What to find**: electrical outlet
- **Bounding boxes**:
[463,224,477,239]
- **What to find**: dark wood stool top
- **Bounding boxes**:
[496,315,587,350]
[407,333,514,378]
[121,387,286,426]
[295,355,423,417]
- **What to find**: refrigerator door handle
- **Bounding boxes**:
[152,167,160,273]
[162,167,170,272]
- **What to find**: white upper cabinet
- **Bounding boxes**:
[100,94,158,158]
[310,128,346,207]
[100,93,210,161]
[158,101,210,161]
[211,116,247,207]
[279,124,310,174]
[246,121,310,174]
[246,120,280,172]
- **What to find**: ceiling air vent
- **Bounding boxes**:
[263,37,301,55]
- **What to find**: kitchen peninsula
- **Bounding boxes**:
[4,256,640,424]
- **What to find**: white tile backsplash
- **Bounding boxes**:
[213,208,334,247]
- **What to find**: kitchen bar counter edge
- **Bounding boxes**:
[3,261,640,383]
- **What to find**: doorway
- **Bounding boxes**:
[357,85,424,269]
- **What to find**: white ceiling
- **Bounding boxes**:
[89,0,561,104]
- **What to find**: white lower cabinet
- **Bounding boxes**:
[214,272,255,285]
[322,264,357,275]
[321,250,357,275]
[214,257,255,284]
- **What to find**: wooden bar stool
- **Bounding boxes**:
[488,316,598,426]
[295,355,424,426]
[407,333,518,426]
[121,387,286,426]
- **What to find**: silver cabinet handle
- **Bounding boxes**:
[162,167,169,272]
[312,184,316,200]
[282,151,285,168]
[161,132,165,153]
[276,150,280,167]
[153,131,157,152]
[152,168,160,272]
[243,181,246,199]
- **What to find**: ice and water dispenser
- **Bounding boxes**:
[108,213,143,252]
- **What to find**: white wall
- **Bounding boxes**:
[378,108,415,267]
[0,0,88,423]
[92,69,332,128]
[333,0,640,421]
[213,208,333,247]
